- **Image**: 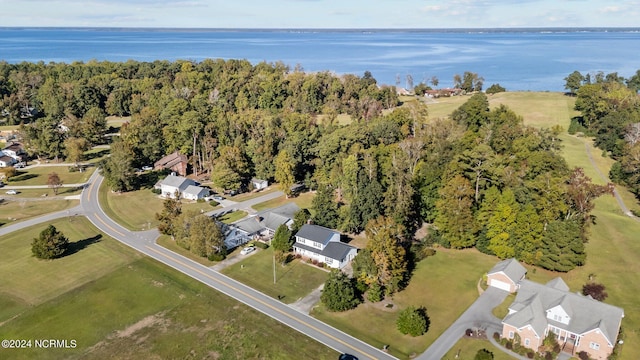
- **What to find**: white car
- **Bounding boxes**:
[6,190,17,195]
[142,165,153,171]
[240,246,256,255]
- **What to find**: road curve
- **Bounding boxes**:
[79,173,395,360]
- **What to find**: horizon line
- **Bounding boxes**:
[2,26,640,31]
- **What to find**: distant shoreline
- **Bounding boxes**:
[1,26,640,34]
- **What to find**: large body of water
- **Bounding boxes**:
[1,27,639,91]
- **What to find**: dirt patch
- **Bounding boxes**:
[116,312,167,338]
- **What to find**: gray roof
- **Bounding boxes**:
[488,258,527,283]
[234,217,264,234]
[295,224,338,245]
[160,174,195,190]
[257,203,301,231]
[293,241,357,261]
[183,185,208,196]
[545,277,570,291]
[503,279,624,345]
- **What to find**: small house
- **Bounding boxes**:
[251,178,269,190]
[154,151,188,176]
[155,174,209,200]
[487,258,527,293]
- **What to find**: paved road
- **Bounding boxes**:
[73,173,393,360]
[416,286,509,360]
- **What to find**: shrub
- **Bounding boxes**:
[367,282,384,303]
[474,348,494,360]
[31,225,69,259]
[151,188,161,194]
[209,200,219,206]
[505,341,513,350]
[208,252,226,261]
[493,332,500,341]
[582,282,608,301]
[396,306,430,337]
[465,328,474,336]
[68,165,78,172]
[485,83,506,94]
[577,351,590,360]
[320,270,360,312]
[254,242,269,249]
[526,351,534,359]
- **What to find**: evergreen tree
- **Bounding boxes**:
[271,224,293,263]
[100,137,137,192]
[275,149,296,197]
[156,196,182,236]
[312,184,339,229]
[31,225,69,259]
[291,208,311,234]
[434,175,477,248]
[320,270,360,312]
[538,220,586,272]
[365,216,409,294]
[396,306,429,336]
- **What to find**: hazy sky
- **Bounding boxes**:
[1,0,639,28]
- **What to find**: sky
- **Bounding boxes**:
[1,0,639,28]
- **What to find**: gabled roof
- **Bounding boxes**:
[3,142,23,152]
[546,277,570,291]
[257,203,300,231]
[295,224,338,245]
[0,155,14,163]
[159,174,195,190]
[488,258,527,283]
[233,216,264,234]
[154,151,188,168]
[183,185,208,196]
[293,240,357,261]
[251,178,268,185]
[504,279,624,346]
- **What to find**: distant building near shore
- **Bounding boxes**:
[424,88,463,98]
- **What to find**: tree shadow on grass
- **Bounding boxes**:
[9,173,38,182]
[65,234,102,256]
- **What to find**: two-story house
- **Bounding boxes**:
[502,277,624,359]
[292,224,357,269]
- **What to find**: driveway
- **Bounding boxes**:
[417,286,509,360]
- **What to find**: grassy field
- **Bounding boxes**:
[0,217,141,312]
[0,257,338,360]
[7,166,96,186]
[99,183,216,231]
[3,187,83,198]
[222,247,329,304]
[217,209,248,224]
[155,235,217,267]
[252,191,315,212]
[0,199,79,226]
[313,249,499,359]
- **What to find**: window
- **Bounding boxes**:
[553,314,562,321]
[524,338,530,346]
[508,331,514,339]
[589,342,600,350]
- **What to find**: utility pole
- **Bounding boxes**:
[273,250,276,284]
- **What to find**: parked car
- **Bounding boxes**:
[6,190,17,195]
[240,245,256,255]
[13,163,25,169]
[142,165,153,171]
[212,195,225,201]
[338,355,358,360]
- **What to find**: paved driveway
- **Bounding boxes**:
[417,286,509,360]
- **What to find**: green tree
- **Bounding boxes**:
[156,196,182,236]
[188,214,224,259]
[451,92,490,131]
[538,220,586,272]
[64,137,90,166]
[485,83,506,95]
[486,189,519,259]
[352,248,378,286]
[275,149,296,197]
[365,216,409,294]
[474,348,494,360]
[31,225,69,259]
[434,175,477,248]
[320,270,360,312]
[564,70,585,94]
[396,306,429,336]
[271,224,293,263]
[47,172,63,195]
[312,184,339,229]
[100,138,137,192]
[291,208,311,234]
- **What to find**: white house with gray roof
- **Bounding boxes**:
[293,224,357,269]
[501,273,624,359]
[155,174,209,200]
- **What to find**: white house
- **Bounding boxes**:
[221,203,301,249]
[2,142,25,161]
[0,155,15,168]
[293,224,357,269]
[155,174,209,200]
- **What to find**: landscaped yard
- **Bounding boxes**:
[217,209,248,224]
[313,249,499,359]
[443,338,514,360]
[222,247,329,304]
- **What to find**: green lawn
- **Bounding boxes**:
[155,235,217,267]
[0,257,338,360]
[217,209,248,224]
[222,248,329,304]
[443,338,514,360]
[252,191,315,212]
[0,199,79,226]
[7,166,95,186]
[0,217,141,311]
[313,249,499,359]
[99,183,216,231]
[4,187,83,198]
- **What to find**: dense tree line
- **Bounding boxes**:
[564,70,640,201]
[1,59,611,273]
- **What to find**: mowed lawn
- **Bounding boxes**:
[0,199,78,226]
[251,191,315,212]
[0,257,338,360]
[8,166,96,186]
[313,249,499,359]
[0,217,141,319]
[222,247,329,304]
[99,182,216,231]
